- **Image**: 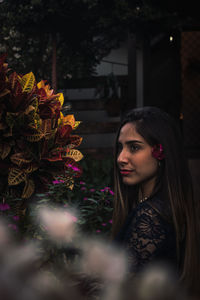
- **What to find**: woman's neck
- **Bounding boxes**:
[139,177,156,199]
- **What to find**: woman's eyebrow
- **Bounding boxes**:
[117,140,144,145]
[126,140,144,144]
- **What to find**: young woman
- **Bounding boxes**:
[112,106,199,295]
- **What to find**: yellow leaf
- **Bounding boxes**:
[20,72,35,93]
[63,149,83,162]
[8,168,27,186]
[57,112,64,126]
[60,112,64,120]
[56,92,64,106]
[74,121,81,130]
[22,179,35,199]
[37,80,45,89]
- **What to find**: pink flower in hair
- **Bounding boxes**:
[152,144,165,160]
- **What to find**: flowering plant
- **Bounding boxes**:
[0,54,83,203]
[29,177,114,237]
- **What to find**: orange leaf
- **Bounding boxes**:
[62,115,75,128]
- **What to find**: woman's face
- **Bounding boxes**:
[117,122,158,194]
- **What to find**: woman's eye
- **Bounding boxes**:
[130,144,139,152]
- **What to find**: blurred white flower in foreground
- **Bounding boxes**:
[135,263,183,300]
[38,207,78,243]
[80,239,128,300]
[80,239,127,283]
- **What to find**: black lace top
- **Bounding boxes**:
[114,195,178,274]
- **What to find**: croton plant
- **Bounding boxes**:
[0,54,83,201]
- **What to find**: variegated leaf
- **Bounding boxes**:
[40,119,52,139]
[25,163,39,174]
[0,143,11,160]
[20,72,35,93]
[10,153,32,166]
[8,167,27,186]
[21,178,35,199]
[68,135,83,148]
[30,96,39,110]
[24,130,44,142]
[64,149,83,162]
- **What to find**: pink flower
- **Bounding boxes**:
[83,197,88,201]
[67,164,80,172]
[101,223,107,226]
[109,190,114,195]
[72,166,80,172]
[100,189,105,192]
[104,187,110,190]
[81,187,86,191]
[152,144,165,160]
[96,229,101,233]
[13,216,20,221]
[109,219,113,224]
[0,203,10,211]
[90,188,95,192]
[52,179,65,184]
[79,181,85,185]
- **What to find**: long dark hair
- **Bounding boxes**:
[112,106,199,292]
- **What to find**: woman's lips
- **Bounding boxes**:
[120,170,133,176]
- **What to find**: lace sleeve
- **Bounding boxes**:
[124,203,172,273]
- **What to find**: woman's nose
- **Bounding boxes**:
[117,149,129,165]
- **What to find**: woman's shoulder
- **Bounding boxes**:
[136,193,173,224]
